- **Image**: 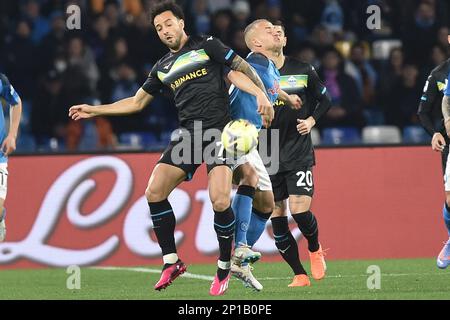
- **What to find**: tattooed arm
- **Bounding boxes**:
[230,55,274,126]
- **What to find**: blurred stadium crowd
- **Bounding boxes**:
[0,0,449,152]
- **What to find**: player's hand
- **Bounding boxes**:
[297,117,316,135]
[69,104,96,121]
[256,93,274,127]
[431,132,446,152]
[1,134,16,156]
[287,94,302,110]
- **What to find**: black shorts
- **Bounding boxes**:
[270,166,314,202]
[158,129,232,181]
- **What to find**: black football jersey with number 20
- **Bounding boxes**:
[271,57,330,172]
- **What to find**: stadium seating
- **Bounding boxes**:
[119,132,163,150]
[16,133,36,152]
[362,125,402,144]
[322,127,361,145]
[371,39,402,60]
[402,126,430,144]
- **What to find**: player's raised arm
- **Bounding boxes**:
[69,88,154,121]
[227,70,273,127]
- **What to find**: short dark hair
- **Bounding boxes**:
[150,1,185,25]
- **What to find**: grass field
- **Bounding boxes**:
[0,258,449,300]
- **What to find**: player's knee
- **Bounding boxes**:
[445,195,450,208]
[289,198,311,214]
[254,193,275,213]
[211,193,231,212]
[145,185,167,202]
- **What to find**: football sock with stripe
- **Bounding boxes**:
[271,216,306,275]
[214,207,235,281]
[148,200,177,265]
[293,211,320,252]
[443,203,450,236]
[232,185,255,247]
[246,208,271,247]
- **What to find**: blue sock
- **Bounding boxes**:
[247,208,271,247]
[232,185,255,247]
[443,203,450,236]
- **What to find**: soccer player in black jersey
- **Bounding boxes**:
[245,22,331,287]
[69,1,273,296]
[418,37,450,269]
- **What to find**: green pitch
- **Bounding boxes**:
[0,258,448,300]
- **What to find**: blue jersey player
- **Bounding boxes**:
[0,73,23,242]
[440,41,450,268]
[225,19,301,291]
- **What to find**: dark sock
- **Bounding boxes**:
[271,216,306,275]
[163,259,181,271]
[214,207,235,281]
[148,200,177,256]
[216,268,230,281]
[293,211,319,252]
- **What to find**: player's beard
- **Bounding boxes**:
[164,34,183,51]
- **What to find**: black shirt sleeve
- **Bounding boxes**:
[141,64,164,95]
[203,36,236,67]
[417,73,438,136]
[307,65,331,121]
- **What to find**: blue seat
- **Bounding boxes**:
[17,133,36,152]
[119,132,162,150]
[322,127,361,145]
[403,126,430,144]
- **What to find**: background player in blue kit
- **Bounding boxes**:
[226,19,301,290]
[0,73,23,242]
[440,36,450,268]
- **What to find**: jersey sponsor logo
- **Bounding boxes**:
[267,80,280,96]
[157,49,210,82]
[170,68,209,90]
[280,74,308,91]
[207,36,213,41]
[274,99,285,107]
[437,79,448,92]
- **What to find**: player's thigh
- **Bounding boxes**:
[446,192,450,208]
[443,147,450,206]
[145,163,187,202]
[208,165,233,211]
[270,172,289,207]
[286,167,314,213]
[272,200,287,218]
[0,164,8,208]
[232,162,259,187]
[288,195,312,213]
[253,190,275,213]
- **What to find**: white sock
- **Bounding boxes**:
[163,253,179,265]
[218,260,231,270]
